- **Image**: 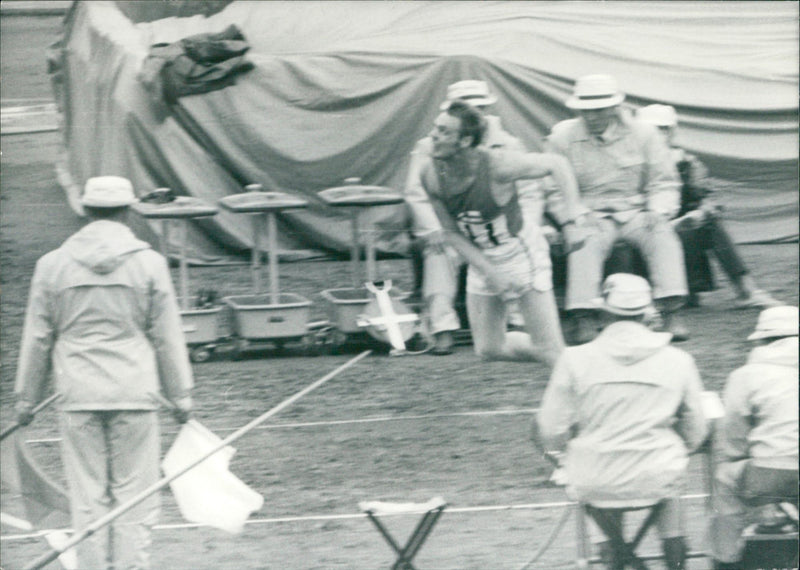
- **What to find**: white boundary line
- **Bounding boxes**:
[23,408,540,444]
[1,494,710,541]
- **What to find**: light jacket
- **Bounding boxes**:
[15,220,194,411]
[538,320,707,506]
[547,113,680,219]
[720,337,798,470]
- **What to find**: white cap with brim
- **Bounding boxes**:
[440,79,498,110]
[593,273,653,316]
[81,176,137,207]
[638,104,678,127]
[747,305,798,340]
[566,74,625,110]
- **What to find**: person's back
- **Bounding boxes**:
[14,176,193,570]
[709,306,799,569]
[16,219,191,410]
[542,319,706,505]
[538,274,706,570]
[722,337,798,469]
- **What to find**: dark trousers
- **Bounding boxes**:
[676,214,747,294]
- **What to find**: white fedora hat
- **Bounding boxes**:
[638,104,678,127]
[747,305,798,340]
[566,74,625,110]
[81,176,137,208]
[594,273,653,316]
[440,80,498,110]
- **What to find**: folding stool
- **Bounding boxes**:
[575,501,666,570]
[359,497,447,570]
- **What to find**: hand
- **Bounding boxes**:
[685,209,706,227]
[172,396,193,424]
[561,224,585,254]
[14,400,35,427]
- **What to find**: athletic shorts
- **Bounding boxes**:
[466,224,553,299]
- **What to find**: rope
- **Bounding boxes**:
[516,505,572,570]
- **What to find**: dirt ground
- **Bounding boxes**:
[1,13,798,570]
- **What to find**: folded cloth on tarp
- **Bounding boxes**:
[139,24,254,104]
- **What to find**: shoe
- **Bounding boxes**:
[686,292,701,308]
[734,289,781,309]
[662,313,690,342]
[431,331,454,355]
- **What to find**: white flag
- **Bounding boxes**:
[162,420,264,534]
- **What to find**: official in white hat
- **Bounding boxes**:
[565,74,625,110]
[81,175,138,208]
[538,271,706,569]
[547,74,690,345]
[14,175,193,569]
[638,103,781,311]
[439,79,498,110]
[709,305,798,569]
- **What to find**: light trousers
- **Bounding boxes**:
[60,411,161,570]
[566,211,688,311]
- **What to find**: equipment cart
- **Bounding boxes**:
[218,186,314,357]
[132,195,222,363]
[318,179,409,347]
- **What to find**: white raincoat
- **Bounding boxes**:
[15,220,193,409]
[538,320,707,506]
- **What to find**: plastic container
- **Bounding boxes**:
[223,293,312,339]
[179,302,224,345]
[320,287,408,334]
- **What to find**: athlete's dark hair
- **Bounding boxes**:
[445,100,486,147]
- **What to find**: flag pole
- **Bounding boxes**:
[1,393,61,442]
[23,350,372,570]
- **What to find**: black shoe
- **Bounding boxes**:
[431,331,454,355]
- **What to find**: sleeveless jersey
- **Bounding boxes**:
[433,149,523,249]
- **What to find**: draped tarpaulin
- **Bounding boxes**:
[52,1,798,263]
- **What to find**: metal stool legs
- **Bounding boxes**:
[579,502,665,569]
[360,498,447,570]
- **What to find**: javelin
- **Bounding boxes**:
[24,350,372,570]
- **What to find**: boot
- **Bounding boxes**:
[661,312,689,342]
[661,536,687,570]
[712,560,740,570]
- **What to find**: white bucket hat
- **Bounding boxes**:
[638,104,678,127]
[566,74,625,110]
[440,80,498,110]
[594,273,653,316]
[747,305,798,340]
[82,176,137,207]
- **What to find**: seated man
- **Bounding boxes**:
[537,273,707,569]
[547,74,690,343]
[708,305,799,570]
[637,104,780,310]
[405,80,549,354]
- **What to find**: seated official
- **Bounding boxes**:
[637,104,780,310]
[538,273,707,569]
[547,75,690,344]
[708,306,799,570]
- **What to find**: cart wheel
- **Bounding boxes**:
[190,346,212,363]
